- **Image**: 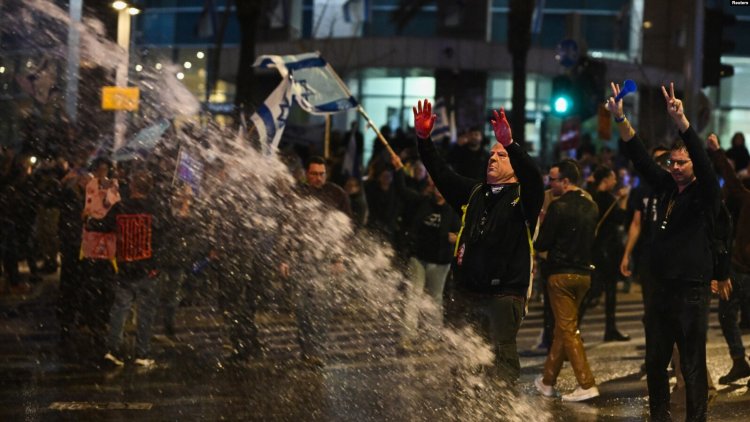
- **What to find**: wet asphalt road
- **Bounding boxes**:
[1,273,749,421]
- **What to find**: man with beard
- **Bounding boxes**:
[609,82,721,421]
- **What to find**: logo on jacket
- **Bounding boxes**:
[456,244,465,266]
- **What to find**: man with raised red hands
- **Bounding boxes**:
[412,99,544,382]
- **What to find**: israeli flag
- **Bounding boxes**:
[249,56,293,153]
[249,77,293,153]
[251,52,357,153]
[255,52,358,115]
[432,97,456,144]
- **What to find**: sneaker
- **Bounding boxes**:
[562,385,600,402]
[534,375,556,397]
[718,359,750,384]
[103,352,125,367]
[134,358,156,368]
[603,330,630,342]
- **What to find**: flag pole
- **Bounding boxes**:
[324,115,331,159]
[357,105,396,158]
[171,145,183,187]
[318,56,397,158]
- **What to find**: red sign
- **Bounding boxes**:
[117,214,152,262]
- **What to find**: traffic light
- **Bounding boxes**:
[551,75,575,117]
[703,8,736,87]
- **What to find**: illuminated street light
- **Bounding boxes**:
[176,72,185,80]
[111,0,139,150]
[184,61,192,69]
[196,51,205,59]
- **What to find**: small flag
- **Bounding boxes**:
[113,119,170,162]
[174,147,205,197]
[432,97,456,144]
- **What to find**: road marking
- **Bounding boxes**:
[49,402,153,410]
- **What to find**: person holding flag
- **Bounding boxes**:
[412,99,544,382]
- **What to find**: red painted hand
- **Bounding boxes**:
[412,99,436,140]
[490,108,513,146]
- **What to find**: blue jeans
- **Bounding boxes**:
[403,258,451,338]
[106,276,159,358]
[719,269,750,359]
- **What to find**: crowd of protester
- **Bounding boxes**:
[1,86,750,416]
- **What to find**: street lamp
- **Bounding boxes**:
[112,1,140,151]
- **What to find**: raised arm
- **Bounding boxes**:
[661,83,719,201]
[413,99,477,212]
[607,82,671,189]
[390,153,424,205]
[490,108,544,231]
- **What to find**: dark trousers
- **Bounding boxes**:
[57,246,83,345]
[578,268,619,332]
[2,222,38,286]
[719,269,750,359]
[80,259,115,355]
[645,279,710,422]
[217,263,260,357]
[448,288,524,382]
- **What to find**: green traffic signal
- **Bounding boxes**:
[551,75,575,117]
[553,96,571,115]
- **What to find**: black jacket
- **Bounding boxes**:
[536,189,598,275]
[623,127,721,283]
[418,137,544,296]
[394,169,460,264]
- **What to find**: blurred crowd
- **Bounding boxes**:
[1,118,750,372]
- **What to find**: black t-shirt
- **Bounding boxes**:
[413,201,460,264]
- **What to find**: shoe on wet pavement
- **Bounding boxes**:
[534,375,556,397]
[134,357,156,368]
[562,385,599,402]
[104,352,125,367]
[603,330,630,342]
[718,358,750,384]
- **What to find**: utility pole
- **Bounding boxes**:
[684,0,703,125]
[508,0,534,146]
[66,0,82,122]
